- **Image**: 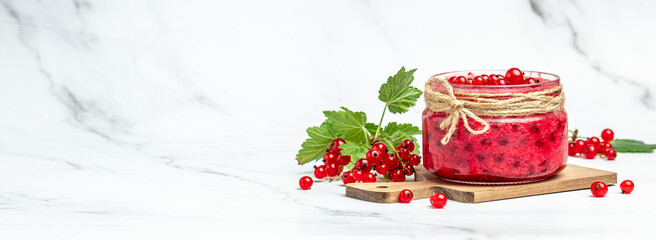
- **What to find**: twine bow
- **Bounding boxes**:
[424,77,565,145]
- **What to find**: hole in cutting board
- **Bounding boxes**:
[376,186,388,188]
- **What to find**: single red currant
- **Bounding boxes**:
[390,169,406,182]
[336,154,351,166]
[299,176,313,190]
[455,76,467,84]
[601,129,614,142]
[448,76,456,83]
[329,138,346,153]
[355,158,373,172]
[342,171,356,184]
[620,180,634,194]
[399,189,413,203]
[430,193,447,208]
[403,164,415,176]
[325,163,340,177]
[496,79,510,85]
[376,163,389,175]
[323,152,338,164]
[366,149,383,164]
[598,142,612,155]
[505,67,524,85]
[486,75,500,85]
[361,172,376,183]
[409,154,421,166]
[397,148,411,161]
[568,142,577,156]
[472,76,485,85]
[574,139,586,153]
[587,137,601,150]
[400,139,415,152]
[314,165,327,179]
[372,142,388,152]
[388,154,400,169]
[606,149,617,160]
[590,181,608,197]
[523,77,539,84]
[352,170,364,181]
[583,144,597,159]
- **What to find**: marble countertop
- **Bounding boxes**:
[1,0,655,239]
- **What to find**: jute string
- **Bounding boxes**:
[424,77,565,145]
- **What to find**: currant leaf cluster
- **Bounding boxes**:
[295,67,422,166]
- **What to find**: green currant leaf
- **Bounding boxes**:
[339,141,370,169]
[296,122,339,165]
[610,139,654,153]
[378,67,422,114]
[324,107,370,143]
[379,122,422,147]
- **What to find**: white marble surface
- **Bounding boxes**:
[1,0,656,239]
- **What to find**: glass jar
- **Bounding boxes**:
[422,70,567,184]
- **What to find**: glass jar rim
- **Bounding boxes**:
[430,70,560,92]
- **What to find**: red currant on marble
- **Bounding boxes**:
[362,172,376,183]
[505,67,524,85]
[299,176,313,190]
[620,180,634,194]
[583,144,597,159]
[399,189,413,203]
[601,129,614,142]
[314,165,326,179]
[590,181,608,197]
[430,193,447,208]
[606,149,617,160]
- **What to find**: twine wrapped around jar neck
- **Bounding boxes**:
[424,77,565,145]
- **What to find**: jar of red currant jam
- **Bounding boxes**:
[422,70,567,184]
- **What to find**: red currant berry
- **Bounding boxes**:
[342,171,356,184]
[409,154,421,166]
[403,164,415,176]
[496,79,510,85]
[352,170,364,181]
[372,142,388,152]
[314,165,327,179]
[590,181,608,197]
[400,139,415,152]
[620,180,634,194]
[336,154,351,166]
[390,169,406,182]
[486,75,500,85]
[430,193,447,208]
[606,149,617,160]
[399,189,413,203]
[388,154,400,169]
[299,176,313,190]
[598,142,612,154]
[355,158,373,172]
[397,148,411,161]
[523,77,539,84]
[583,144,597,159]
[448,76,456,83]
[375,163,389,175]
[329,138,346,153]
[366,149,383,163]
[325,163,340,177]
[472,76,485,85]
[601,129,614,142]
[361,172,376,183]
[568,142,577,156]
[587,137,601,150]
[574,139,586,153]
[505,67,524,85]
[323,152,338,164]
[455,76,467,84]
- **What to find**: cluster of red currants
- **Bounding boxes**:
[448,67,540,85]
[298,138,421,190]
[568,128,617,160]
[590,180,634,197]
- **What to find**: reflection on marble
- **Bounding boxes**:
[1,0,655,238]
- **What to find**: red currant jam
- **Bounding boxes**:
[422,70,567,184]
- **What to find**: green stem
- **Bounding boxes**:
[373,105,388,144]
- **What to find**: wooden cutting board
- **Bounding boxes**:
[345,164,616,203]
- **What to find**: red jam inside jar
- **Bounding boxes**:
[422,70,567,184]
